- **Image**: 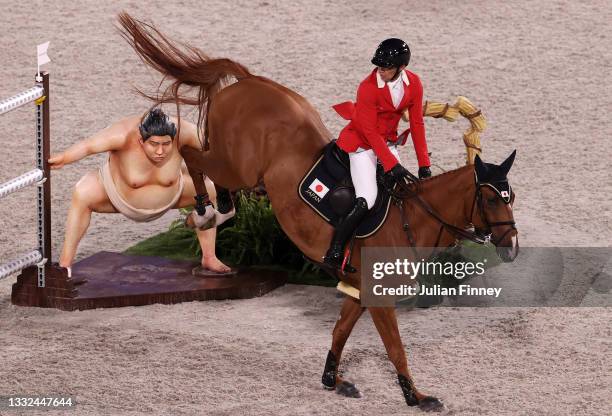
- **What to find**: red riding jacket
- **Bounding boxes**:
[333,68,430,172]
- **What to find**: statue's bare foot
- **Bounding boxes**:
[201,256,232,273]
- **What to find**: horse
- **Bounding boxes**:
[118,12,518,412]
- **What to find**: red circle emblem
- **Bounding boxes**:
[315,184,323,192]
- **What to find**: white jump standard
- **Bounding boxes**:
[0,73,51,284]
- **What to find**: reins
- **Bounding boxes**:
[390,175,514,247]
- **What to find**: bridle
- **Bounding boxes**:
[389,173,516,247]
[469,177,517,246]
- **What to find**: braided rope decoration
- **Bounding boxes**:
[403,96,487,165]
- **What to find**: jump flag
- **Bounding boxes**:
[36,41,50,81]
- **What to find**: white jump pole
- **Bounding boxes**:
[0,250,42,281]
[0,169,44,198]
[0,86,45,116]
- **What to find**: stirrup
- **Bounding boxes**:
[340,260,357,274]
[322,254,356,274]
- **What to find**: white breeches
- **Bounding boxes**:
[349,146,401,209]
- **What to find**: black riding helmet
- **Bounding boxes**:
[371,38,411,68]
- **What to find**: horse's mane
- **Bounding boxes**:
[394,164,473,201]
[420,164,473,186]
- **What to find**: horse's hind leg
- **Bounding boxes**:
[322,296,365,398]
[368,307,444,412]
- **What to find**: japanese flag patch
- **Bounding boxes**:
[308,178,329,199]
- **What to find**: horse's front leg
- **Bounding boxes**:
[180,147,236,229]
[322,295,365,398]
[368,307,444,412]
[180,146,209,195]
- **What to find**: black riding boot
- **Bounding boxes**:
[323,197,369,272]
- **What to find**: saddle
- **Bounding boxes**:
[298,141,393,238]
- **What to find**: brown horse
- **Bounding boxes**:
[118,13,518,412]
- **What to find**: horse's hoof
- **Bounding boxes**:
[213,206,236,227]
[335,380,362,398]
[418,396,444,412]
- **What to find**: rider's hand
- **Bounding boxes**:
[388,163,410,181]
[48,153,66,169]
[384,163,416,187]
[418,166,432,179]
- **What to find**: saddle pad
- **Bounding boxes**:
[298,154,392,238]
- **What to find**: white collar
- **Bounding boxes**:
[376,69,410,88]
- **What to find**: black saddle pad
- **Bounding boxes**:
[298,142,392,238]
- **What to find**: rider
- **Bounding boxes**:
[323,38,432,271]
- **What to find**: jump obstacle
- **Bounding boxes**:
[3,73,285,311]
[2,74,484,311]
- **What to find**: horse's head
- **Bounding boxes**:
[473,151,518,262]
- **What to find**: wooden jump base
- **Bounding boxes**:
[12,251,287,311]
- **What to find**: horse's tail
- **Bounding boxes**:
[117,11,252,137]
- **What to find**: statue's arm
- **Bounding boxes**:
[49,121,127,169]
